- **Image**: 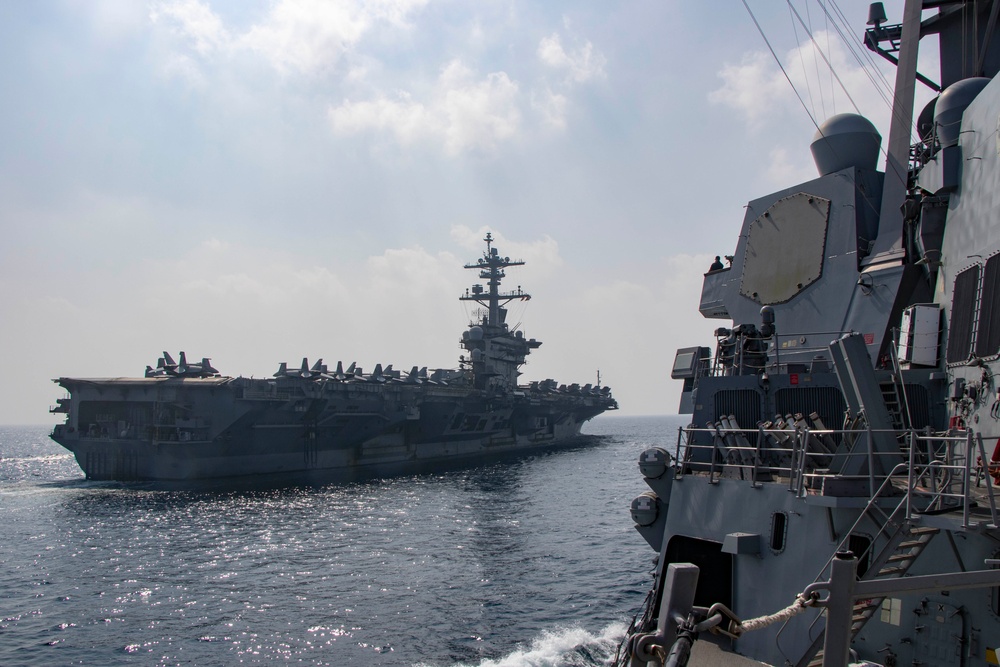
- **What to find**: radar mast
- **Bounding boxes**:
[458,232,540,392]
[459,232,530,328]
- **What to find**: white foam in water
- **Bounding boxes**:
[418,622,627,667]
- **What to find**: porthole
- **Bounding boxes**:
[769,511,788,553]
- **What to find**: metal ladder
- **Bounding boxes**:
[880,381,907,431]
[790,481,939,667]
[884,331,915,434]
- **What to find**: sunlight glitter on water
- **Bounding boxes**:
[0,416,685,666]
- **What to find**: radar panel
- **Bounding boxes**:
[739,192,830,305]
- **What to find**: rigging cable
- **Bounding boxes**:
[822,0,895,96]
[962,0,969,79]
[788,0,912,199]
[818,0,835,115]
[789,1,821,120]
[786,0,866,118]
[820,0,928,154]
[771,1,882,222]
[740,1,882,224]
[816,0,933,182]
[804,0,831,117]
[741,0,823,134]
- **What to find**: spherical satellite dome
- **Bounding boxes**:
[810,113,882,176]
[469,326,484,341]
[935,77,991,147]
[916,96,938,143]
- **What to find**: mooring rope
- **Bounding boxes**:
[736,593,818,634]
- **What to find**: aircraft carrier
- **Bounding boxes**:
[49,233,617,483]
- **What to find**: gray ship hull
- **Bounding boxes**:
[55,427,594,485]
[622,3,1000,665]
[50,375,610,483]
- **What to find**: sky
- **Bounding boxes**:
[1,0,939,424]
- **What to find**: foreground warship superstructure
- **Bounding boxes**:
[624,2,1000,666]
[49,233,616,482]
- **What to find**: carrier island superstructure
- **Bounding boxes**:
[49,233,616,483]
[624,2,1000,666]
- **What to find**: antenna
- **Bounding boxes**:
[459,232,530,327]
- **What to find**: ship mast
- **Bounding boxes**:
[865,0,923,267]
[459,232,530,327]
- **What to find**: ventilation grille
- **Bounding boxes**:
[714,389,762,428]
[947,265,980,364]
[975,254,1000,359]
[901,384,930,429]
[774,386,846,430]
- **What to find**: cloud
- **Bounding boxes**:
[537,32,606,84]
[98,238,469,378]
[237,1,368,75]
[151,0,428,76]
[364,246,458,299]
[86,0,150,43]
[530,29,605,131]
[327,93,430,146]
[148,2,606,154]
[763,146,815,190]
[154,238,353,308]
[159,52,210,88]
[364,0,429,28]
[532,252,720,415]
[709,50,794,128]
[328,59,521,155]
[438,61,521,154]
[450,226,563,279]
[709,29,895,132]
[531,88,568,130]
[151,0,230,56]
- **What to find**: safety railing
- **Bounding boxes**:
[773,430,998,667]
[672,423,999,529]
[709,328,856,378]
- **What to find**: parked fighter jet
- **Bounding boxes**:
[145,351,219,378]
[273,358,323,379]
[176,352,219,377]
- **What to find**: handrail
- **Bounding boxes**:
[673,425,993,524]
[673,415,999,656]
[775,460,914,662]
[906,429,916,519]
[975,433,1000,526]
[797,428,811,496]
[710,328,854,377]
[964,429,973,527]
[678,423,995,663]
[678,425,915,487]
[790,447,983,655]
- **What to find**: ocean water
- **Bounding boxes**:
[0,415,687,667]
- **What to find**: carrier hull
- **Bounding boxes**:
[51,375,607,483]
[54,426,595,484]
